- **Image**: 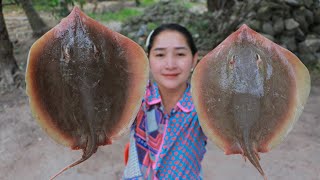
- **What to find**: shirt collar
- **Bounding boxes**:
[146,82,161,106]
[145,82,194,113]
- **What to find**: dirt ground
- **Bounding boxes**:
[1,4,320,180]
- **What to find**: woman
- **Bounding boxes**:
[123,23,207,180]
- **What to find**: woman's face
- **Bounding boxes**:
[149,30,197,91]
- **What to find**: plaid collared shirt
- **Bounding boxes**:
[123,82,207,180]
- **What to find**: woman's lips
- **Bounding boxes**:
[163,73,179,79]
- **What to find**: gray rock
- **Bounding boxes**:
[295,28,306,42]
[312,25,320,35]
[273,17,285,34]
[281,36,297,51]
[305,35,320,52]
[303,0,313,8]
[246,20,261,31]
[104,21,122,32]
[262,22,275,36]
[261,33,275,42]
[121,0,320,68]
[257,6,272,21]
[285,18,300,30]
[293,7,314,32]
[293,13,309,32]
[282,29,296,37]
[299,53,318,65]
[299,42,310,54]
[316,53,320,65]
[299,36,320,53]
[316,53,320,60]
[304,8,314,24]
[136,24,147,38]
[284,0,303,6]
[314,8,320,24]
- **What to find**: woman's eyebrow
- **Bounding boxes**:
[152,46,188,51]
[175,47,188,50]
[153,47,166,51]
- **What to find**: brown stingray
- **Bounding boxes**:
[191,24,310,179]
[25,7,149,179]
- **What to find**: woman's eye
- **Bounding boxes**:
[177,53,186,56]
[155,54,164,57]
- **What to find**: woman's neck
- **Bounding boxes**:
[158,83,187,114]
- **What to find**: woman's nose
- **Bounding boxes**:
[165,55,177,69]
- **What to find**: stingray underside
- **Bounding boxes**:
[191,24,310,178]
[26,7,149,158]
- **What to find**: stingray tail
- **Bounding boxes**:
[243,132,267,180]
[50,133,98,180]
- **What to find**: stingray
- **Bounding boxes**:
[25,7,149,179]
[191,24,310,179]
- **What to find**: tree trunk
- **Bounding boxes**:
[0,0,19,89]
[17,0,48,37]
